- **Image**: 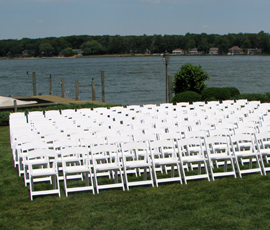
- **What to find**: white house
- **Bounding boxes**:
[189,48,198,55]
[172,49,184,55]
[209,47,219,55]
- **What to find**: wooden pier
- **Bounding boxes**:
[0,95,110,111]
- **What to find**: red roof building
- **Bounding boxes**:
[228,46,244,54]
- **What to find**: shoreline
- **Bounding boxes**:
[1,53,270,60]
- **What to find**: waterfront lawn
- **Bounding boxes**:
[1,126,270,229]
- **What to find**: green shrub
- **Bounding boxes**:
[0,111,10,126]
[173,63,209,94]
[235,93,270,103]
[172,91,201,104]
[225,87,240,97]
[201,87,235,101]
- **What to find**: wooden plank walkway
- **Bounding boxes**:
[0,95,110,111]
[15,95,110,105]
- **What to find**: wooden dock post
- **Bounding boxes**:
[92,78,96,101]
[168,75,173,102]
[75,79,79,100]
[32,72,37,96]
[101,71,105,102]
[13,100,17,112]
[61,78,65,98]
[49,74,52,95]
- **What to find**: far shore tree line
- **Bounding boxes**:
[1,31,270,57]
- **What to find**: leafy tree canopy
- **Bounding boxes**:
[173,63,209,94]
[39,42,54,56]
[80,40,103,54]
[64,47,74,57]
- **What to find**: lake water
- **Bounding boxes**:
[0,55,270,105]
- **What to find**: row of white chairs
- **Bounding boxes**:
[10,100,268,199]
[14,129,270,201]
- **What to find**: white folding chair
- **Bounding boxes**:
[149,139,182,187]
[255,132,270,172]
[18,141,47,183]
[205,136,240,180]
[11,133,38,168]
[229,134,265,176]
[27,149,61,201]
[90,144,125,193]
[176,138,210,184]
[120,142,154,190]
[61,146,94,196]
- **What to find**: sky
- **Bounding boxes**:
[0,0,270,40]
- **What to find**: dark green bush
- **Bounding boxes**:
[0,111,10,126]
[225,87,240,97]
[172,91,201,104]
[173,63,209,94]
[201,87,233,101]
[235,93,270,103]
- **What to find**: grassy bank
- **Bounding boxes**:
[1,125,270,229]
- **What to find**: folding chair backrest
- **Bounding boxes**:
[121,141,149,160]
[177,137,204,157]
[90,144,120,162]
[149,139,177,158]
[205,135,230,154]
[230,133,255,151]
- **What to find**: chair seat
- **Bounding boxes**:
[31,168,57,177]
[125,160,151,169]
[182,155,207,163]
[153,157,179,166]
[96,163,122,171]
[235,151,261,158]
[209,153,235,160]
[260,149,270,155]
[62,156,81,163]
[64,165,91,174]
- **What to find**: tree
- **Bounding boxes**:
[81,40,103,54]
[39,42,54,56]
[173,63,209,94]
[64,47,74,57]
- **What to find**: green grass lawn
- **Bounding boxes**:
[1,125,270,229]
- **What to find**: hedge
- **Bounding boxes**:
[172,91,201,104]
[201,87,240,101]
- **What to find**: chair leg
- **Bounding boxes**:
[224,161,228,172]
[123,167,129,191]
[235,158,242,178]
[260,155,266,176]
[176,164,182,184]
[148,166,154,187]
[85,173,89,186]
[208,160,215,181]
[204,160,210,182]
[230,158,237,178]
[152,165,158,187]
[30,177,34,201]
[63,174,68,197]
[180,162,187,184]
[56,175,61,198]
[198,162,201,175]
[93,172,99,194]
[170,165,174,177]
[114,170,118,183]
[119,169,125,191]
